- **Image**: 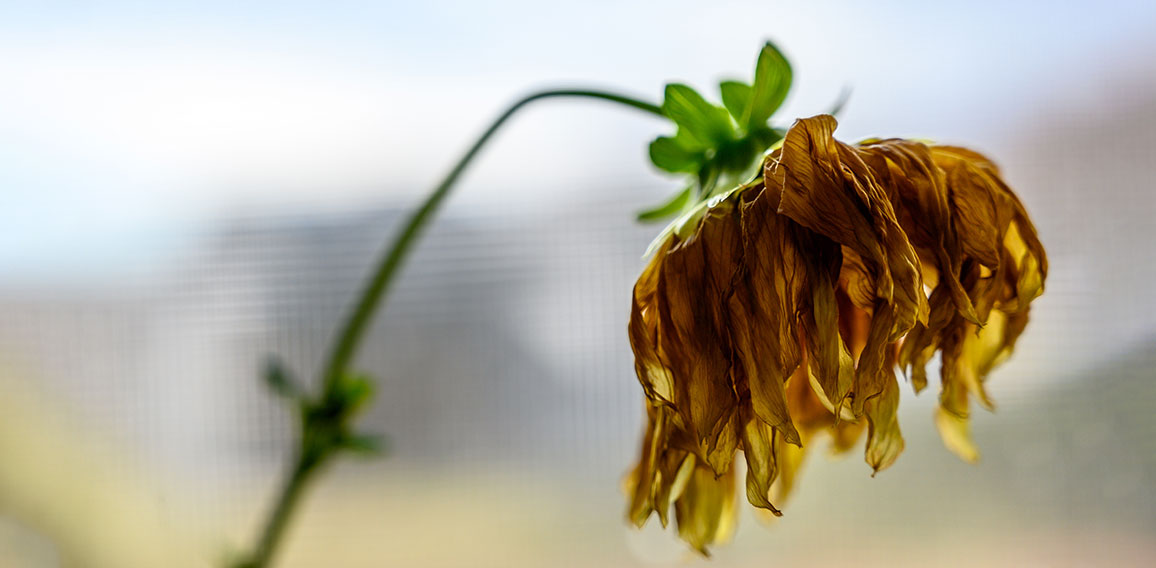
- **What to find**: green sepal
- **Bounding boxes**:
[719,80,752,127]
[661,84,735,148]
[649,135,704,173]
[745,41,792,129]
[637,185,692,223]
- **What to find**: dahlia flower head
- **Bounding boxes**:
[625,114,1047,553]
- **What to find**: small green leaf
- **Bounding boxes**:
[340,432,387,456]
[649,135,703,173]
[745,41,793,129]
[719,81,752,125]
[263,356,301,400]
[338,372,375,415]
[637,186,692,222]
[662,84,735,148]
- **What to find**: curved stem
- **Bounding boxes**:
[239,88,663,568]
[320,89,663,392]
[243,459,313,568]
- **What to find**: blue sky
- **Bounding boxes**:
[2,0,1155,279]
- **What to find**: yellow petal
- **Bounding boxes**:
[653,451,695,528]
[771,430,808,506]
[739,406,782,515]
[674,464,738,555]
[863,359,905,474]
[935,398,979,464]
[625,404,668,527]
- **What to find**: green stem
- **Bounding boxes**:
[241,458,315,568]
[239,88,664,568]
[320,89,663,392]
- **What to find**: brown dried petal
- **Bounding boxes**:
[859,140,979,324]
[626,404,668,527]
[628,241,675,405]
[653,204,744,470]
[863,343,905,473]
[739,405,781,515]
[795,229,855,412]
[768,115,928,339]
[933,147,1011,271]
[767,115,928,412]
[730,186,804,445]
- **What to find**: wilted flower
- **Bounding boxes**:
[625,114,1047,553]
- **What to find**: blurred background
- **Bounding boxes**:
[2,1,1155,566]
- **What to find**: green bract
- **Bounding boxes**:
[638,41,793,223]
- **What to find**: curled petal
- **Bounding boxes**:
[767,116,929,413]
[933,147,1011,270]
[740,405,782,515]
[859,140,979,324]
[768,115,928,341]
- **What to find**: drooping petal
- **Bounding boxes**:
[859,139,979,324]
[739,405,781,515]
[653,203,744,471]
[729,185,804,445]
[653,448,695,528]
[829,417,867,455]
[770,364,839,505]
[768,115,928,336]
[766,115,928,414]
[674,463,738,555]
[933,147,1011,272]
[935,144,1047,296]
[628,241,675,405]
[771,430,808,507]
[626,404,669,527]
[898,281,958,393]
[936,306,1032,461]
[863,344,905,474]
[795,228,855,413]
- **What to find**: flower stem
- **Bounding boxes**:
[319,89,663,392]
[241,458,314,568]
[237,88,664,568]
